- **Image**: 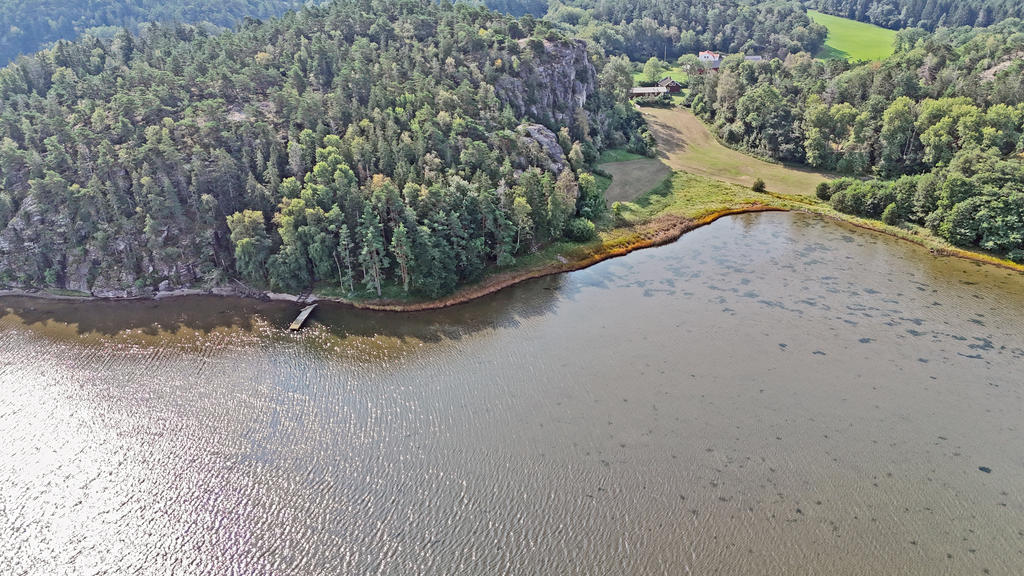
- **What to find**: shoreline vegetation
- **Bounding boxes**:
[269,99,1024,307]
[3,103,1022,311]
[6,100,1024,311]
[5,170,1022,311]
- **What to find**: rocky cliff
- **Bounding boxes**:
[496,39,597,133]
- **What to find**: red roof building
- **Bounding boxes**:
[697,50,722,73]
[657,77,683,92]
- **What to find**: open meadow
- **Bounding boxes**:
[597,150,673,203]
[638,106,828,196]
[808,10,898,60]
[631,62,689,86]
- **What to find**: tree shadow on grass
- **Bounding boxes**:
[643,113,689,160]
[816,45,850,60]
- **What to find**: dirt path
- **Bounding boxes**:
[601,158,672,202]
[640,106,829,196]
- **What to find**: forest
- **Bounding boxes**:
[1,0,831,66]
[687,19,1024,261]
[0,0,648,298]
[809,0,1024,31]
[491,0,829,61]
[0,0,314,64]
[1,0,1023,298]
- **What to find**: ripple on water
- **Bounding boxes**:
[2,212,1024,575]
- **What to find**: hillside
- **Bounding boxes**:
[0,1,647,299]
[487,0,829,61]
[809,0,1024,30]
[686,18,1024,261]
[640,107,827,195]
[0,0,314,64]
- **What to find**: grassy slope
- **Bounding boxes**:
[596,147,672,204]
[596,149,646,164]
[808,10,898,61]
[601,159,672,203]
[640,106,829,195]
[614,172,784,224]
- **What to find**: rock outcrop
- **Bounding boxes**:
[518,123,566,174]
[496,39,597,134]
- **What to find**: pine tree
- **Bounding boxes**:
[511,194,533,254]
[335,223,355,294]
[357,206,389,297]
[390,223,413,293]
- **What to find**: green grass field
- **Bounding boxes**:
[808,10,898,61]
[612,172,774,226]
[639,107,829,196]
[631,63,689,86]
[596,149,647,164]
[600,157,673,203]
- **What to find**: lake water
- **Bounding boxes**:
[2,212,1023,575]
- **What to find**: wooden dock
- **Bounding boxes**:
[289,303,318,331]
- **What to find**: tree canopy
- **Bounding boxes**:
[487,0,829,61]
[687,19,1024,260]
[0,0,315,64]
[0,0,649,297]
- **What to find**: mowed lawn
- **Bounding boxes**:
[631,63,688,86]
[808,10,898,61]
[600,157,673,203]
[639,106,828,196]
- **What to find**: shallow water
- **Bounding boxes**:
[2,212,1023,575]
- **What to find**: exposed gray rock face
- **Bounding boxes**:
[519,123,566,174]
[0,195,50,289]
[0,188,205,297]
[66,260,92,293]
[496,39,596,134]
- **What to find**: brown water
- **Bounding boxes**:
[2,212,1023,575]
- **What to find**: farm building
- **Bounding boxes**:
[657,77,683,92]
[695,51,763,73]
[697,50,722,73]
[628,86,669,98]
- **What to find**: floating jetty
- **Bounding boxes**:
[289,303,318,331]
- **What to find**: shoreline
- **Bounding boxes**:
[0,206,783,310]
[322,205,787,312]
[3,205,1021,313]
[810,211,1024,274]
